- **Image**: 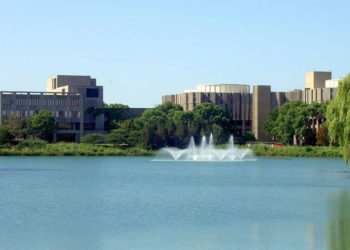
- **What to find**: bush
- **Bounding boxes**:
[29,110,56,141]
[249,144,342,158]
[239,131,256,145]
[16,140,48,149]
[0,124,14,145]
[316,125,329,146]
[81,133,105,144]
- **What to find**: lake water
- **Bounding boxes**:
[0,157,349,250]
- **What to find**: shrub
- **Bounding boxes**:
[0,124,14,145]
[16,139,47,149]
[81,133,105,144]
[316,125,329,146]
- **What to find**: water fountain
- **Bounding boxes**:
[156,134,255,161]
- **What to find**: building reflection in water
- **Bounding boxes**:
[327,190,350,250]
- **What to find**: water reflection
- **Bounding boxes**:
[327,190,350,250]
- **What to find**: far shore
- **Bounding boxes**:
[247,144,342,158]
[0,143,343,158]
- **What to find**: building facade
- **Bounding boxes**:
[162,71,341,140]
[0,75,104,142]
[162,84,252,136]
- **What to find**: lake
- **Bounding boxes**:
[0,157,349,250]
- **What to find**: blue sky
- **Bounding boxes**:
[0,0,349,107]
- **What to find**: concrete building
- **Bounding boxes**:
[305,71,332,89]
[162,71,342,140]
[184,84,250,94]
[0,75,104,142]
[325,79,342,88]
[47,75,104,133]
[163,84,252,136]
[252,86,271,141]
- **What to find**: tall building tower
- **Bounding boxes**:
[252,85,271,141]
[305,71,332,89]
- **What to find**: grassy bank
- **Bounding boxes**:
[248,144,342,158]
[0,142,156,156]
[0,141,343,158]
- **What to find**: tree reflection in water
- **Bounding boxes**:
[328,190,350,250]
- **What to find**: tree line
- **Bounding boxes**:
[0,110,55,144]
[84,102,255,149]
[263,100,329,145]
[0,102,256,148]
[263,73,350,165]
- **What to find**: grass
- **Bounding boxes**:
[0,142,156,156]
[0,140,343,158]
[247,144,342,158]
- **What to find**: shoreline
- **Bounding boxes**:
[247,144,342,158]
[0,143,343,158]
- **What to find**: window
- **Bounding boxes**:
[58,111,65,118]
[57,122,72,130]
[84,123,95,130]
[86,88,99,98]
[71,111,80,118]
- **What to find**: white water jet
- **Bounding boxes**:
[157,134,255,161]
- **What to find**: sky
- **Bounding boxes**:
[0,0,349,107]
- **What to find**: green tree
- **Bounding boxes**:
[104,103,129,109]
[263,108,279,140]
[105,102,232,149]
[138,102,183,149]
[81,133,105,144]
[263,101,309,144]
[173,111,193,147]
[212,124,227,145]
[192,102,230,136]
[29,110,56,141]
[316,124,329,146]
[139,124,158,149]
[239,131,256,144]
[327,74,350,164]
[0,124,14,145]
[4,114,26,139]
[105,119,138,146]
[96,103,132,131]
[105,129,128,146]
